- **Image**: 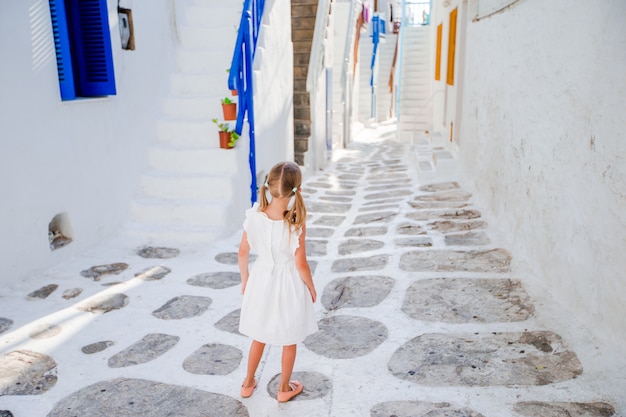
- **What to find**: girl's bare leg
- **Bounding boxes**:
[244,340,265,387]
[279,344,297,392]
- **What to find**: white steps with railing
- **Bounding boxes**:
[125,1,243,243]
[398,26,433,138]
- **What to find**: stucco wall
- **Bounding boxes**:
[252,0,295,186]
[0,0,176,282]
[458,0,626,352]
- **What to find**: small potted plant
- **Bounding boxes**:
[212,119,239,149]
[226,69,238,96]
[221,97,237,120]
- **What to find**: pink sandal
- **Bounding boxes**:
[240,378,257,398]
[277,380,303,402]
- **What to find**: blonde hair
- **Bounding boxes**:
[259,161,306,231]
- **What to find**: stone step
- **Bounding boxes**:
[170,72,234,97]
[147,144,239,175]
[156,118,219,147]
[130,198,231,227]
[178,26,239,49]
[139,171,235,201]
[162,96,225,119]
[175,48,234,73]
[122,221,231,244]
[184,4,242,27]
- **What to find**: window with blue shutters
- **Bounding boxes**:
[49,0,116,100]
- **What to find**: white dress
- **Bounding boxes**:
[239,203,318,346]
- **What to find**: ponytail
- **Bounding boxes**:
[285,188,306,232]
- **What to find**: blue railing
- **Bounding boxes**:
[369,14,386,118]
[228,0,266,206]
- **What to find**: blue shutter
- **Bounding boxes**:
[49,0,76,100]
[68,0,116,97]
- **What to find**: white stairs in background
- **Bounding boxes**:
[358,32,398,124]
[398,25,433,139]
[126,0,243,243]
[397,25,458,183]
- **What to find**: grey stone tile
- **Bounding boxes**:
[396,223,427,235]
[182,343,242,375]
[399,249,512,273]
[371,401,485,417]
[134,265,171,281]
[0,318,13,335]
[353,211,397,225]
[358,204,400,212]
[267,371,331,401]
[409,200,469,210]
[364,189,413,200]
[308,202,351,214]
[344,226,388,237]
[46,378,249,417]
[304,315,388,359]
[313,215,345,227]
[513,401,617,417]
[27,284,58,299]
[152,295,212,320]
[331,254,389,273]
[76,293,129,314]
[402,278,534,323]
[406,209,482,222]
[0,350,57,395]
[445,231,491,246]
[322,275,394,310]
[62,288,82,299]
[419,182,461,192]
[394,237,433,247]
[29,324,62,339]
[338,238,385,255]
[307,227,335,238]
[187,272,240,289]
[429,220,488,233]
[388,331,583,386]
[414,190,472,202]
[80,263,128,281]
[136,246,180,259]
[81,341,114,354]
[307,240,328,256]
[108,333,180,368]
[215,309,242,336]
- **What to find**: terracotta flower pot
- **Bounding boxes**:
[231,89,238,96]
[222,103,237,121]
[218,131,233,149]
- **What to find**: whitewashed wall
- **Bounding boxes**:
[252,0,295,192]
[0,0,176,282]
[458,0,626,352]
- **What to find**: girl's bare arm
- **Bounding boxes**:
[294,224,317,303]
[238,231,250,293]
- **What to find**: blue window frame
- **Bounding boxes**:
[49,0,116,100]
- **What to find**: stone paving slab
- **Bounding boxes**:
[389,331,583,386]
[402,278,534,323]
[0,129,622,417]
[46,378,249,417]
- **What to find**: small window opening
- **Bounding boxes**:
[118,7,135,50]
[49,213,74,251]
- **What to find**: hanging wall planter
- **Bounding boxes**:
[213,119,240,149]
[222,97,237,120]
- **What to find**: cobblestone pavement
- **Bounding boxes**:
[1,127,624,417]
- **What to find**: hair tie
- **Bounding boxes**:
[264,182,269,187]
[292,187,298,193]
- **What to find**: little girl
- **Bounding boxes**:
[238,161,318,402]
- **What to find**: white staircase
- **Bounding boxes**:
[397,25,433,140]
[358,32,398,124]
[126,0,244,243]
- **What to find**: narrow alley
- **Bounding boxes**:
[0,126,623,417]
